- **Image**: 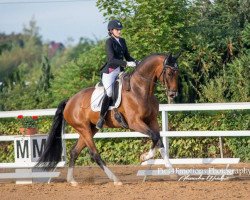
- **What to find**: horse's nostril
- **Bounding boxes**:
[168,91,178,98]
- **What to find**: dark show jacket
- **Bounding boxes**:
[100,37,135,74]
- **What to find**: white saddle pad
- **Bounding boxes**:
[90,79,123,112]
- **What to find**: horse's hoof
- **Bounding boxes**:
[114,181,123,186]
[70,181,79,187]
[140,153,148,162]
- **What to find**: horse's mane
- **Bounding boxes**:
[130,53,167,75]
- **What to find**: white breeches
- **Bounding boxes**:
[102,67,121,97]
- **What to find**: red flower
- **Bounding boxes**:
[17,115,39,128]
[32,116,38,120]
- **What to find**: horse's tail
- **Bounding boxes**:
[35,99,68,170]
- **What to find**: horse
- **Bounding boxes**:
[36,52,180,186]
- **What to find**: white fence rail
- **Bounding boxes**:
[0,102,250,162]
[160,102,250,157]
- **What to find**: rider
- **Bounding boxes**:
[96,19,137,129]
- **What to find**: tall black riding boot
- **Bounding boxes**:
[96,95,112,129]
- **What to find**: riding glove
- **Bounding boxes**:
[135,60,141,65]
[127,61,137,67]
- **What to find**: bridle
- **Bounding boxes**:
[159,55,179,95]
[133,54,179,97]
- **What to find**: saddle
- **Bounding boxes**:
[91,72,131,111]
[91,79,122,112]
[121,72,131,91]
[90,72,132,128]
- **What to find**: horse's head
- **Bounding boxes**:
[158,53,180,101]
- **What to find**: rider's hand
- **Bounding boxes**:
[127,61,136,67]
[135,60,141,65]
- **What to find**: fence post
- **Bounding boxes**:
[219,137,224,158]
[161,110,169,157]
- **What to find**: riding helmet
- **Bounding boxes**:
[107,20,123,30]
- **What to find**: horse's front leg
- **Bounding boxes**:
[139,119,159,162]
[130,119,172,168]
[149,119,173,168]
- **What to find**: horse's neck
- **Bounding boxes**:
[131,57,161,97]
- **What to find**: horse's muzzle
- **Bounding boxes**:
[167,90,178,99]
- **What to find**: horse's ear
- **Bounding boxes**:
[167,53,173,62]
[174,52,181,60]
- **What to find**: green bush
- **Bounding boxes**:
[168,111,250,161]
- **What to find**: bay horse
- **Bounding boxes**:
[36,53,180,186]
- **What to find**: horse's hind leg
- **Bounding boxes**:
[83,130,122,185]
[67,136,86,186]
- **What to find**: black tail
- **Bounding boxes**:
[35,99,68,170]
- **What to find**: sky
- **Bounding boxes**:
[0,0,108,44]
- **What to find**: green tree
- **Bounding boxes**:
[51,41,106,106]
[37,56,54,92]
[201,52,250,102]
[0,19,43,82]
[68,37,95,60]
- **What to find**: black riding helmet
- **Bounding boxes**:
[107,20,123,30]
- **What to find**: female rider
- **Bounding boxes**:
[96,19,137,129]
